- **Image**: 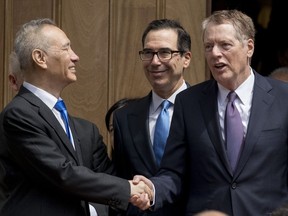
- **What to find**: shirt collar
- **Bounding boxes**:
[23,81,59,110]
[218,68,255,105]
[151,80,188,113]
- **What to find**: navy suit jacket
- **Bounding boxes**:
[0,86,130,216]
[112,92,186,216]
[151,72,288,216]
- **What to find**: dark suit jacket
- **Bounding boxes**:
[151,72,288,216]
[0,86,130,216]
[112,92,185,216]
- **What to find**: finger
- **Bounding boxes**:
[132,175,140,184]
[143,184,153,200]
[129,195,139,204]
[137,193,151,210]
[143,193,151,210]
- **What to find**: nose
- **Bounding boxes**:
[150,53,161,65]
[211,45,222,56]
[70,48,80,62]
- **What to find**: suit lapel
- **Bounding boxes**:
[200,81,232,174]
[128,94,158,174]
[19,87,78,162]
[234,72,274,177]
[69,118,83,165]
[39,105,78,160]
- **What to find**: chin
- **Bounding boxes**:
[70,73,77,80]
[67,77,77,84]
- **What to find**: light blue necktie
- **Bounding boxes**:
[54,99,72,142]
[153,100,171,166]
[225,91,244,172]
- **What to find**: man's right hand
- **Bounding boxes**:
[128,175,154,210]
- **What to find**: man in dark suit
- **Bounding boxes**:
[0,18,151,216]
[132,10,288,216]
[111,19,192,216]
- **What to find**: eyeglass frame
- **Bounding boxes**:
[138,48,185,61]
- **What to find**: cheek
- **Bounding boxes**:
[204,53,212,62]
[229,53,244,65]
[173,62,183,72]
[142,62,150,69]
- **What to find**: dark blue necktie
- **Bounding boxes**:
[54,100,72,142]
[225,91,244,172]
[153,100,171,166]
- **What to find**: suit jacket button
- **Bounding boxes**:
[231,182,237,189]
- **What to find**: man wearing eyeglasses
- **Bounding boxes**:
[110,19,191,216]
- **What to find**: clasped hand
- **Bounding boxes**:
[129,175,153,210]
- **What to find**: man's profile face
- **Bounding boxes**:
[40,25,80,87]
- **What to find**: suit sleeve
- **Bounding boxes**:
[1,104,130,210]
[111,111,133,180]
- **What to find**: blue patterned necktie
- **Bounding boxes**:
[153,100,171,166]
[225,91,244,172]
[54,99,72,142]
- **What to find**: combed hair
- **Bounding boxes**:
[202,10,255,43]
[141,19,191,52]
[13,18,56,71]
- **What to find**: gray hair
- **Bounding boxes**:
[9,51,21,76]
[269,67,288,82]
[13,18,56,71]
[202,10,255,43]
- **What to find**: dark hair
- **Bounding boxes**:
[141,19,191,52]
[105,98,138,132]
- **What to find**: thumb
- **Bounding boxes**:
[132,175,141,184]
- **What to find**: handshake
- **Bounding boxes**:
[128,175,153,210]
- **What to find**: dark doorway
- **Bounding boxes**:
[212,0,288,76]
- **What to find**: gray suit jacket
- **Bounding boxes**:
[151,71,288,216]
[0,86,130,216]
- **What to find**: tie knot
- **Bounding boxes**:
[54,100,67,112]
[227,91,237,103]
[161,100,171,110]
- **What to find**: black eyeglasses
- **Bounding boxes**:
[139,49,184,61]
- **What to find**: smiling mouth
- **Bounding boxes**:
[149,69,166,73]
[69,66,76,72]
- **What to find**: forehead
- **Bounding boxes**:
[144,29,178,49]
[204,23,237,41]
[41,25,70,46]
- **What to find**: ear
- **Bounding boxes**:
[183,51,192,69]
[32,49,48,69]
[247,39,254,58]
[8,74,19,92]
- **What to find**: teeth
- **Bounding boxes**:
[215,64,224,68]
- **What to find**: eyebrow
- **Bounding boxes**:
[62,41,70,48]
